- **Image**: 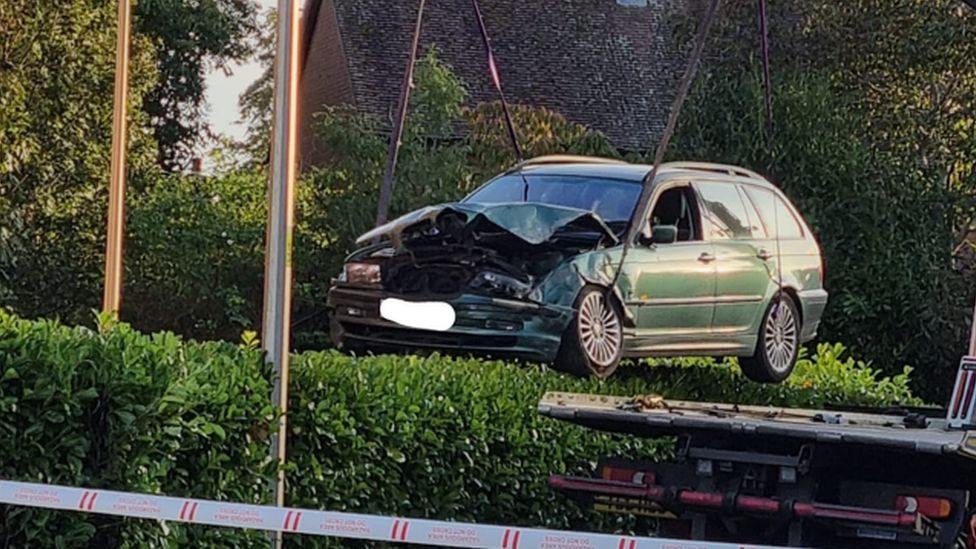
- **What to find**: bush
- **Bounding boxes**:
[633,343,921,409]
[0,311,920,547]
[124,170,267,341]
[0,312,272,547]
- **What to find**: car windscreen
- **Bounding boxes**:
[462,174,642,225]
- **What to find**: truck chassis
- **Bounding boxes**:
[540,391,976,548]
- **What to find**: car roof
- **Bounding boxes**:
[519,162,653,181]
[510,156,779,190]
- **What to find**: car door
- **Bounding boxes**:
[622,183,717,341]
[693,180,774,334]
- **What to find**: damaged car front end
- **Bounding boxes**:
[327,202,622,363]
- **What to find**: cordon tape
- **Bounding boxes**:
[0,479,781,549]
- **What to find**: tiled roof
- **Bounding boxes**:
[301,0,692,151]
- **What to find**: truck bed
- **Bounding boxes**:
[538,392,976,459]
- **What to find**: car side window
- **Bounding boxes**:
[694,181,753,240]
[737,185,767,239]
[743,186,804,239]
[649,186,701,242]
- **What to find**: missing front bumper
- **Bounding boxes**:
[327,286,572,362]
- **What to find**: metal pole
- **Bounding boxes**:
[969,298,976,355]
[264,0,301,546]
[102,0,132,317]
[375,0,426,227]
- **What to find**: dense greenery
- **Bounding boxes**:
[0,0,259,323]
[124,170,267,340]
[0,0,159,324]
[0,311,917,547]
[671,0,976,397]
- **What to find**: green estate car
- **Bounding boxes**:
[327,156,828,382]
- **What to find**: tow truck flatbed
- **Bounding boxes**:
[538,392,976,460]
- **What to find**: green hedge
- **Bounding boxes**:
[0,311,918,547]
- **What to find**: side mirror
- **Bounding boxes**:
[651,224,678,245]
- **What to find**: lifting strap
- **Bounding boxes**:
[374,0,524,227]
[472,0,524,164]
[758,0,775,175]
[611,0,722,290]
[375,0,427,227]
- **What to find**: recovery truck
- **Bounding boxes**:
[541,354,976,548]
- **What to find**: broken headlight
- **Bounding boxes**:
[471,271,532,298]
[339,262,382,286]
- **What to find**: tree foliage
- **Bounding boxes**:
[466,102,620,176]
[0,0,158,324]
[0,0,262,325]
[673,0,976,397]
[236,8,276,165]
[124,170,267,340]
[136,0,260,171]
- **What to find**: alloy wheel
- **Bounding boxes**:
[764,298,798,374]
[578,291,622,369]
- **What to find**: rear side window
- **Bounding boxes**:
[738,186,767,239]
[743,186,804,239]
[695,181,754,240]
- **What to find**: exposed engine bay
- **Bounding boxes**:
[350,204,618,300]
[381,244,564,299]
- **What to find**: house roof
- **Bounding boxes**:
[300,0,693,151]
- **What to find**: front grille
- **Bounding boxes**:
[386,264,472,296]
[342,323,518,349]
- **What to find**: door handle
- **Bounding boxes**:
[698,252,716,263]
[757,248,773,261]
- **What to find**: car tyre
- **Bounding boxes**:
[740,293,800,383]
[554,286,623,378]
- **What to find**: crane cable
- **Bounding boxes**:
[471,0,523,164]
[758,0,774,176]
[742,0,791,338]
[609,0,723,294]
[758,0,786,301]
[471,0,532,201]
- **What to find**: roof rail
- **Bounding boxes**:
[507,155,628,172]
[659,161,765,181]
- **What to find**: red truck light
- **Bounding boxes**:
[896,495,953,520]
[601,466,654,485]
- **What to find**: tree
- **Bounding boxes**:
[124,170,267,340]
[135,0,260,171]
[237,8,276,165]
[0,0,158,323]
[465,102,619,178]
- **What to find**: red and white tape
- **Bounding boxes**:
[0,479,779,549]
